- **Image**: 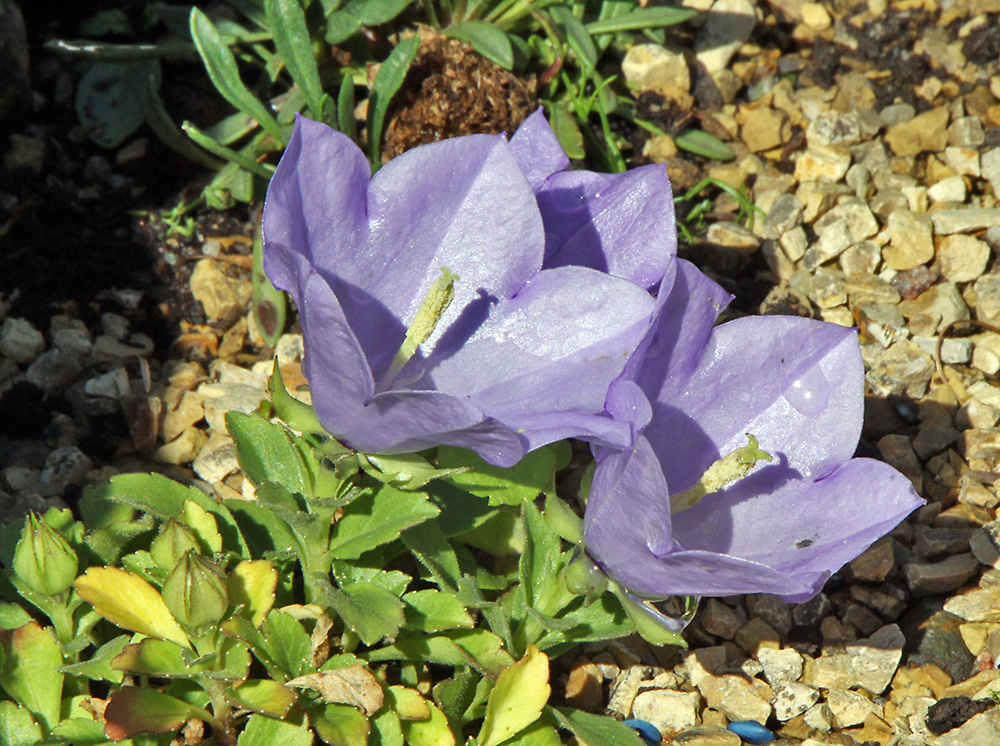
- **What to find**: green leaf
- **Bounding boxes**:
[337,74,357,140]
[502,723,564,746]
[371,707,404,746]
[0,701,42,746]
[313,702,371,746]
[229,679,296,718]
[331,563,412,596]
[445,21,513,69]
[361,452,469,490]
[345,0,412,24]
[479,646,550,746]
[402,590,474,632]
[262,608,315,678]
[189,8,285,144]
[438,445,559,507]
[432,669,479,725]
[455,508,522,557]
[367,35,419,168]
[387,688,455,746]
[674,128,736,161]
[400,520,461,592]
[112,636,252,680]
[183,121,275,178]
[95,472,247,556]
[325,10,363,45]
[610,586,688,647]
[0,604,30,630]
[237,713,314,746]
[520,502,568,617]
[550,7,597,71]
[0,623,62,731]
[327,582,405,645]
[104,687,213,741]
[543,493,582,545]
[546,707,645,746]
[328,483,439,560]
[75,61,161,148]
[585,6,697,34]
[227,412,313,496]
[58,635,129,684]
[265,0,326,119]
[229,559,279,627]
[368,629,512,678]
[549,102,584,159]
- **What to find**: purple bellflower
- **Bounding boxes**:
[584,260,923,602]
[509,110,677,289]
[262,115,662,467]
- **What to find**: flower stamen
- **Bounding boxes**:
[670,434,771,513]
[379,267,458,389]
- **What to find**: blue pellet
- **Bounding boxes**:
[727,720,775,744]
[623,718,661,745]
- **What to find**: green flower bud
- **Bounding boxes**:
[12,513,78,596]
[150,520,202,572]
[161,550,228,631]
[564,554,608,598]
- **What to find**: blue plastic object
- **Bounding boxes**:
[727,720,776,744]
[623,718,662,745]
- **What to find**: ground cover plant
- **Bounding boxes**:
[0,2,931,744]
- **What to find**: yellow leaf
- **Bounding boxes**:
[478,645,550,746]
[385,686,430,720]
[228,560,277,627]
[73,567,190,648]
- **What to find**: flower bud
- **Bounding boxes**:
[150,520,201,572]
[12,513,78,596]
[161,550,228,631]
[564,554,608,598]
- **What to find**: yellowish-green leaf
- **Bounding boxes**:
[229,560,278,627]
[73,567,190,648]
[385,686,430,720]
[392,691,454,746]
[478,645,550,746]
[181,499,223,554]
[313,702,370,746]
[229,679,296,718]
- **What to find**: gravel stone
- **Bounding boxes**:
[757,647,804,689]
[885,106,949,156]
[884,210,934,270]
[981,147,1000,198]
[826,689,878,728]
[927,175,968,203]
[937,234,990,282]
[696,674,772,724]
[846,624,905,695]
[0,317,44,364]
[905,553,980,597]
[631,689,701,733]
[772,682,819,721]
[931,208,1000,235]
[621,44,690,102]
[934,709,1000,746]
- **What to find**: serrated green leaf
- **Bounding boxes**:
[438,445,558,507]
[368,35,419,167]
[546,707,645,746]
[94,472,247,556]
[362,452,469,490]
[445,21,513,69]
[58,635,129,684]
[520,502,567,617]
[503,723,564,746]
[262,608,315,678]
[328,483,439,560]
[674,128,736,161]
[227,412,313,495]
[371,707,404,746]
[313,702,370,745]
[0,701,42,746]
[327,582,405,645]
[403,590,474,632]
[0,623,62,731]
[543,493,582,545]
[456,508,522,557]
[265,0,326,118]
[401,520,461,591]
[368,629,512,678]
[331,563,412,596]
[229,678,296,718]
[237,713,314,746]
[387,688,455,746]
[190,8,285,143]
[479,645,550,746]
[229,559,278,627]
[432,669,479,725]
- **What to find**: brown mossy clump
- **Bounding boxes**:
[381,29,536,161]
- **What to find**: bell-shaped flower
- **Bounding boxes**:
[584,260,923,602]
[262,116,658,467]
[508,110,677,289]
